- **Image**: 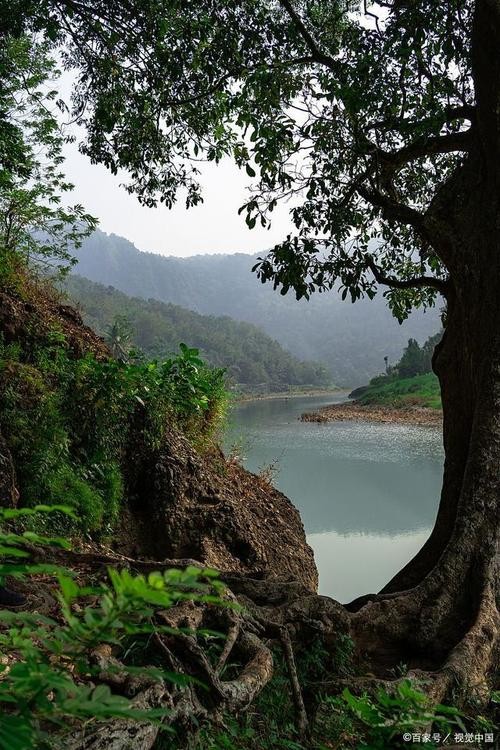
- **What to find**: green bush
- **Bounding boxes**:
[45,465,105,531]
[339,680,464,749]
[0,332,227,536]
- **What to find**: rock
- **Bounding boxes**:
[117,430,318,593]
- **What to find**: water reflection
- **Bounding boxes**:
[224,394,444,601]
[310,530,431,604]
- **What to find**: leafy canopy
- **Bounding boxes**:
[5,1,474,316]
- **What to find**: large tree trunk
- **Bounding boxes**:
[380,278,496,596]
[354,0,500,696]
[352,248,500,697]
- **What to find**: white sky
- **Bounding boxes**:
[63,142,294,257]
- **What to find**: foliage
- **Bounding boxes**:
[397,333,442,379]
[353,372,441,410]
[350,332,443,408]
[339,680,466,749]
[70,343,228,443]
[64,273,333,389]
[0,505,224,750]
[0,328,227,534]
[105,315,134,362]
[185,653,469,750]
[0,34,95,278]
[3,0,474,320]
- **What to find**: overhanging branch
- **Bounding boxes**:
[380,130,472,171]
[367,256,448,294]
[357,185,427,232]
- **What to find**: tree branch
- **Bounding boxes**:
[277,0,337,70]
[380,130,472,171]
[367,256,448,294]
[347,131,471,217]
[364,106,475,135]
[159,56,320,108]
[357,185,427,231]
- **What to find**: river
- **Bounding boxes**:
[224,393,444,603]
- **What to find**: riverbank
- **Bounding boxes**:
[351,372,442,409]
[235,387,344,403]
[301,401,442,426]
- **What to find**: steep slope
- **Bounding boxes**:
[63,275,332,388]
[0,273,317,590]
[71,230,442,386]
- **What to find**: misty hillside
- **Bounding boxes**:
[71,230,442,386]
[63,275,331,389]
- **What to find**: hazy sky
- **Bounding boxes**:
[63,141,294,258]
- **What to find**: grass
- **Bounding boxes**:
[354,372,442,410]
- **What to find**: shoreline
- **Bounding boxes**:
[301,401,442,427]
[235,388,345,404]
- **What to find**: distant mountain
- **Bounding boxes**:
[63,275,332,389]
[71,230,442,386]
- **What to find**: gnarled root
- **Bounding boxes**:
[28,542,500,747]
[348,552,500,708]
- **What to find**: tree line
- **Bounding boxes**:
[64,275,332,389]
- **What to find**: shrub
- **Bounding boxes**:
[0,331,227,536]
[45,465,105,531]
[0,505,224,750]
[339,680,464,749]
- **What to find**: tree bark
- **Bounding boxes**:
[354,1,500,692]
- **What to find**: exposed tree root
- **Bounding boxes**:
[18,540,499,748]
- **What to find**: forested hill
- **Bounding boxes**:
[71,230,442,385]
[63,275,332,389]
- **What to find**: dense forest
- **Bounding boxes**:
[63,275,332,389]
[70,230,441,386]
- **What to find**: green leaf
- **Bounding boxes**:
[0,715,34,750]
[57,573,79,602]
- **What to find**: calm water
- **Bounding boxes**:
[224,394,444,603]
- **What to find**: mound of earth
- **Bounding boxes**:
[0,275,317,592]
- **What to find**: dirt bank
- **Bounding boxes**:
[235,388,344,403]
[0,275,318,593]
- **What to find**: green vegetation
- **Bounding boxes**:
[395,334,442,379]
[176,647,475,750]
[339,681,465,749]
[1,2,499,748]
[0,505,224,750]
[352,334,443,409]
[63,274,332,390]
[354,373,441,410]
[0,35,95,277]
[0,323,227,534]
